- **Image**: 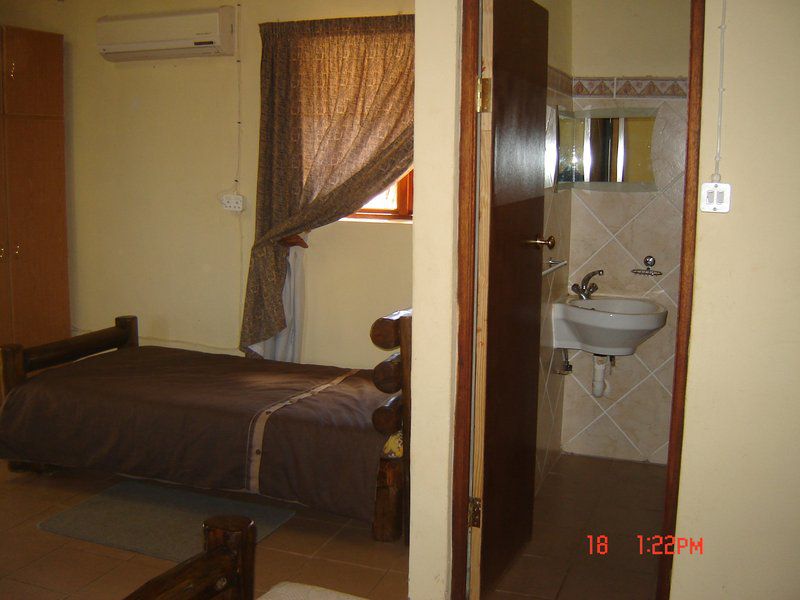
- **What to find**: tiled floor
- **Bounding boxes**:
[0,455,664,600]
[0,461,408,599]
[489,454,667,600]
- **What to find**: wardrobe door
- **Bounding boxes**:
[2,26,63,117]
[0,115,11,346]
[5,116,69,347]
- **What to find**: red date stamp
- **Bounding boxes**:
[585,534,704,555]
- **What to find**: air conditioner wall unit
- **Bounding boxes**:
[97,6,235,62]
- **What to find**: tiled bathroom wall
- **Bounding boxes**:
[535,70,687,481]
[534,75,573,492]
[536,186,571,490]
[560,95,687,464]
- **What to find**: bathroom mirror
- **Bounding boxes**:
[545,105,558,188]
[557,108,657,190]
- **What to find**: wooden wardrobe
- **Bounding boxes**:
[0,25,69,347]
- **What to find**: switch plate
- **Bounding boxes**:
[700,182,731,213]
[221,194,245,212]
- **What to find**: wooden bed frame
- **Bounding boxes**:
[125,515,256,600]
[0,310,412,543]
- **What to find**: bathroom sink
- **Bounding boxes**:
[553,295,667,356]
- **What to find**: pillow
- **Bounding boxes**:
[381,430,403,459]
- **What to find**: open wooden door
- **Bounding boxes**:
[469,0,549,595]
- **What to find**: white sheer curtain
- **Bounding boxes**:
[248,244,305,362]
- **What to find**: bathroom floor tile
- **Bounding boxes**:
[557,562,656,600]
[551,454,616,478]
[586,504,663,537]
[523,522,584,560]
[599,478,666,511]
[521,455,666,599]
[573,532,660,575]
[494,554,570,599]
[532,492,598,528]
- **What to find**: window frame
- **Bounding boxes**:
[348,170,414,221]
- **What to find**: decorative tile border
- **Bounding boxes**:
[547,65,573,97]
[549,67,689,99]
[573,76,688,98]
[616,77,688,98]
[572,77,616,97]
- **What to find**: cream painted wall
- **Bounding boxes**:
[408,0,460,597]
[536,0,572,73]
[572,0,690,76]
[302,221,412,368]
[0,0,64,31]
[0,0,413,367]
[672,2,800,597]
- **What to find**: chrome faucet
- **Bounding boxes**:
[571,269,604,300]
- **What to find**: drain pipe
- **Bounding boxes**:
[592,355,610,398]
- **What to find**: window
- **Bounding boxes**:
[349,170,413,220]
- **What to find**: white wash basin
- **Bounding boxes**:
[553,295,667,356]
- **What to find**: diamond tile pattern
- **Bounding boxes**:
[561,98,686,464]
[536,184,571,491]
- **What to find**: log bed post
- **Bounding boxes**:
[398,314,412,543]
[370,309,412,543]
[115,315,139,348]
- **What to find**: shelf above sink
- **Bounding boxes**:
[553,295,667,356]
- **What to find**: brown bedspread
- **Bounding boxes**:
[0,346,390,521]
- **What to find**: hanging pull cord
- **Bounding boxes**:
[712,0,727,183]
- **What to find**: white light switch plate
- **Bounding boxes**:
[700,182,731,213]
[221,194,245,212]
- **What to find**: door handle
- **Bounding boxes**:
[522,235,555,250]
[13,244,20,257]
[0,246,4,260]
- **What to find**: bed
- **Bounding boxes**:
[0,310,411,542]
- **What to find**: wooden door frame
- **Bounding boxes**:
[451,0,480,597]
[656,0,705,597]
[450,1,705,598]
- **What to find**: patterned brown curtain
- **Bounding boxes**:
[240,15,414,351]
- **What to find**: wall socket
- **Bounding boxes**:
[221,194,245,212]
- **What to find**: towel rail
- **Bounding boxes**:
[542,259,568,277]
